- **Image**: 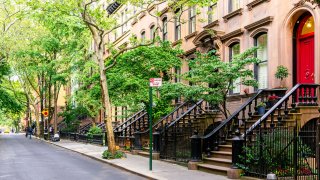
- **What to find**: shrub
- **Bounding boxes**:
[275,65,289,81]
[87,126,102,138]
[102,150,126,159]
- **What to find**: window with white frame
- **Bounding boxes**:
[229,42,240,94]
[208,3,217,24]
[229,0,240,13]
[162,17,168,40]
[189,6,196,34]
[255,33,268,89]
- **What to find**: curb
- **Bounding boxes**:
[38,137,157,180]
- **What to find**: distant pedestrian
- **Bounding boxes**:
[28,126,33,139]
[25,127,28,138]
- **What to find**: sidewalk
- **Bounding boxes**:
[44,139,228,180]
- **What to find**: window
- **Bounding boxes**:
[229,0,240,13]
[150,25,155,40]
[175,67,181,83]
[141,31,145,43]
[121,9,128,34]
[255,33,268,89]
[229,42,240,94]
[208,3,217,24]
[162,17,168,40]
[189,6,196,34]
[175,18,181,41]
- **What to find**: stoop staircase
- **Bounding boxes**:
[197,84,320,179]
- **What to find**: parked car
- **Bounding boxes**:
[4,129,10,133]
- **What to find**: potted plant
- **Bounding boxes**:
[266,95,279,108]
[257,102,266,115]
[275,65,289,88]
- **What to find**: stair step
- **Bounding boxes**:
[197,163,229,176]
[203,157,232,168]
[138,151,149,157]
[211,151,232,160]
[218,145,232,152]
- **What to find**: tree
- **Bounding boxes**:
[24,0,217,154]
[174,48,259,118]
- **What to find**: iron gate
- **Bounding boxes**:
[242,118,319,180]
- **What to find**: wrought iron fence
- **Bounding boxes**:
[241,84,320,179]
[241,119,319,180]
[159,100,208,162]
[59,132,105,146]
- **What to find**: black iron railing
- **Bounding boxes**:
[202,89,287,153]
[59,132,104,146]
[79,122,92,134]
[137,101,195,135]
[241,84,320,178]
[159,100,210,162]
[113,109,147,133]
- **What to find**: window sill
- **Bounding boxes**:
[184,31,198,40]
[203,20,219,29]
[172,39,182,46]
[247,0,270,11]
[223,8,243,23]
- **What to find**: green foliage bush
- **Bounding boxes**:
[87,126,102,138]
[102,150,126,159]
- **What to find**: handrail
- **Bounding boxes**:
[203,88,287,139]
[245,84,320,136]
[115,112,148,132]
[165,99,204,130]
[113,109,145,131]
[138,100,191,134]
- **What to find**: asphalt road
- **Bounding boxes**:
[0,134,145,180]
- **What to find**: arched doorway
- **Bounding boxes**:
[294,13,315,84]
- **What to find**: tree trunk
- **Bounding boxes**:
[34,103,40,136]
[97,48,116,154]
[53,83,58,134]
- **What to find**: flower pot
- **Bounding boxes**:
[257,106,265,115]
[266,101,275,108]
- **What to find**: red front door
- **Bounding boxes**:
[297,35,314,83]
[297,15,315,84]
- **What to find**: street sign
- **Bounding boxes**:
[42,109,49,117]
[149,78,162,87]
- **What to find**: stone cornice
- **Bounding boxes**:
[244,16,274,31]
[184,47,197,57]
[131,18,138,26]
[172,39,182,47]
[294,0,320,7]
[221,28,244,42]
[184,31,198,40]
[222,8,243,23]
[247,0,271,11]
[203,20,219,29]
[159,7,169,17]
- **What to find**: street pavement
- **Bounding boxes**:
[43,137,229,180]
[0,134,145,180]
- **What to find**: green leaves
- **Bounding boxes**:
[178,48,259,111]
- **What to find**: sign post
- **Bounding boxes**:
[149,78,162,171]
